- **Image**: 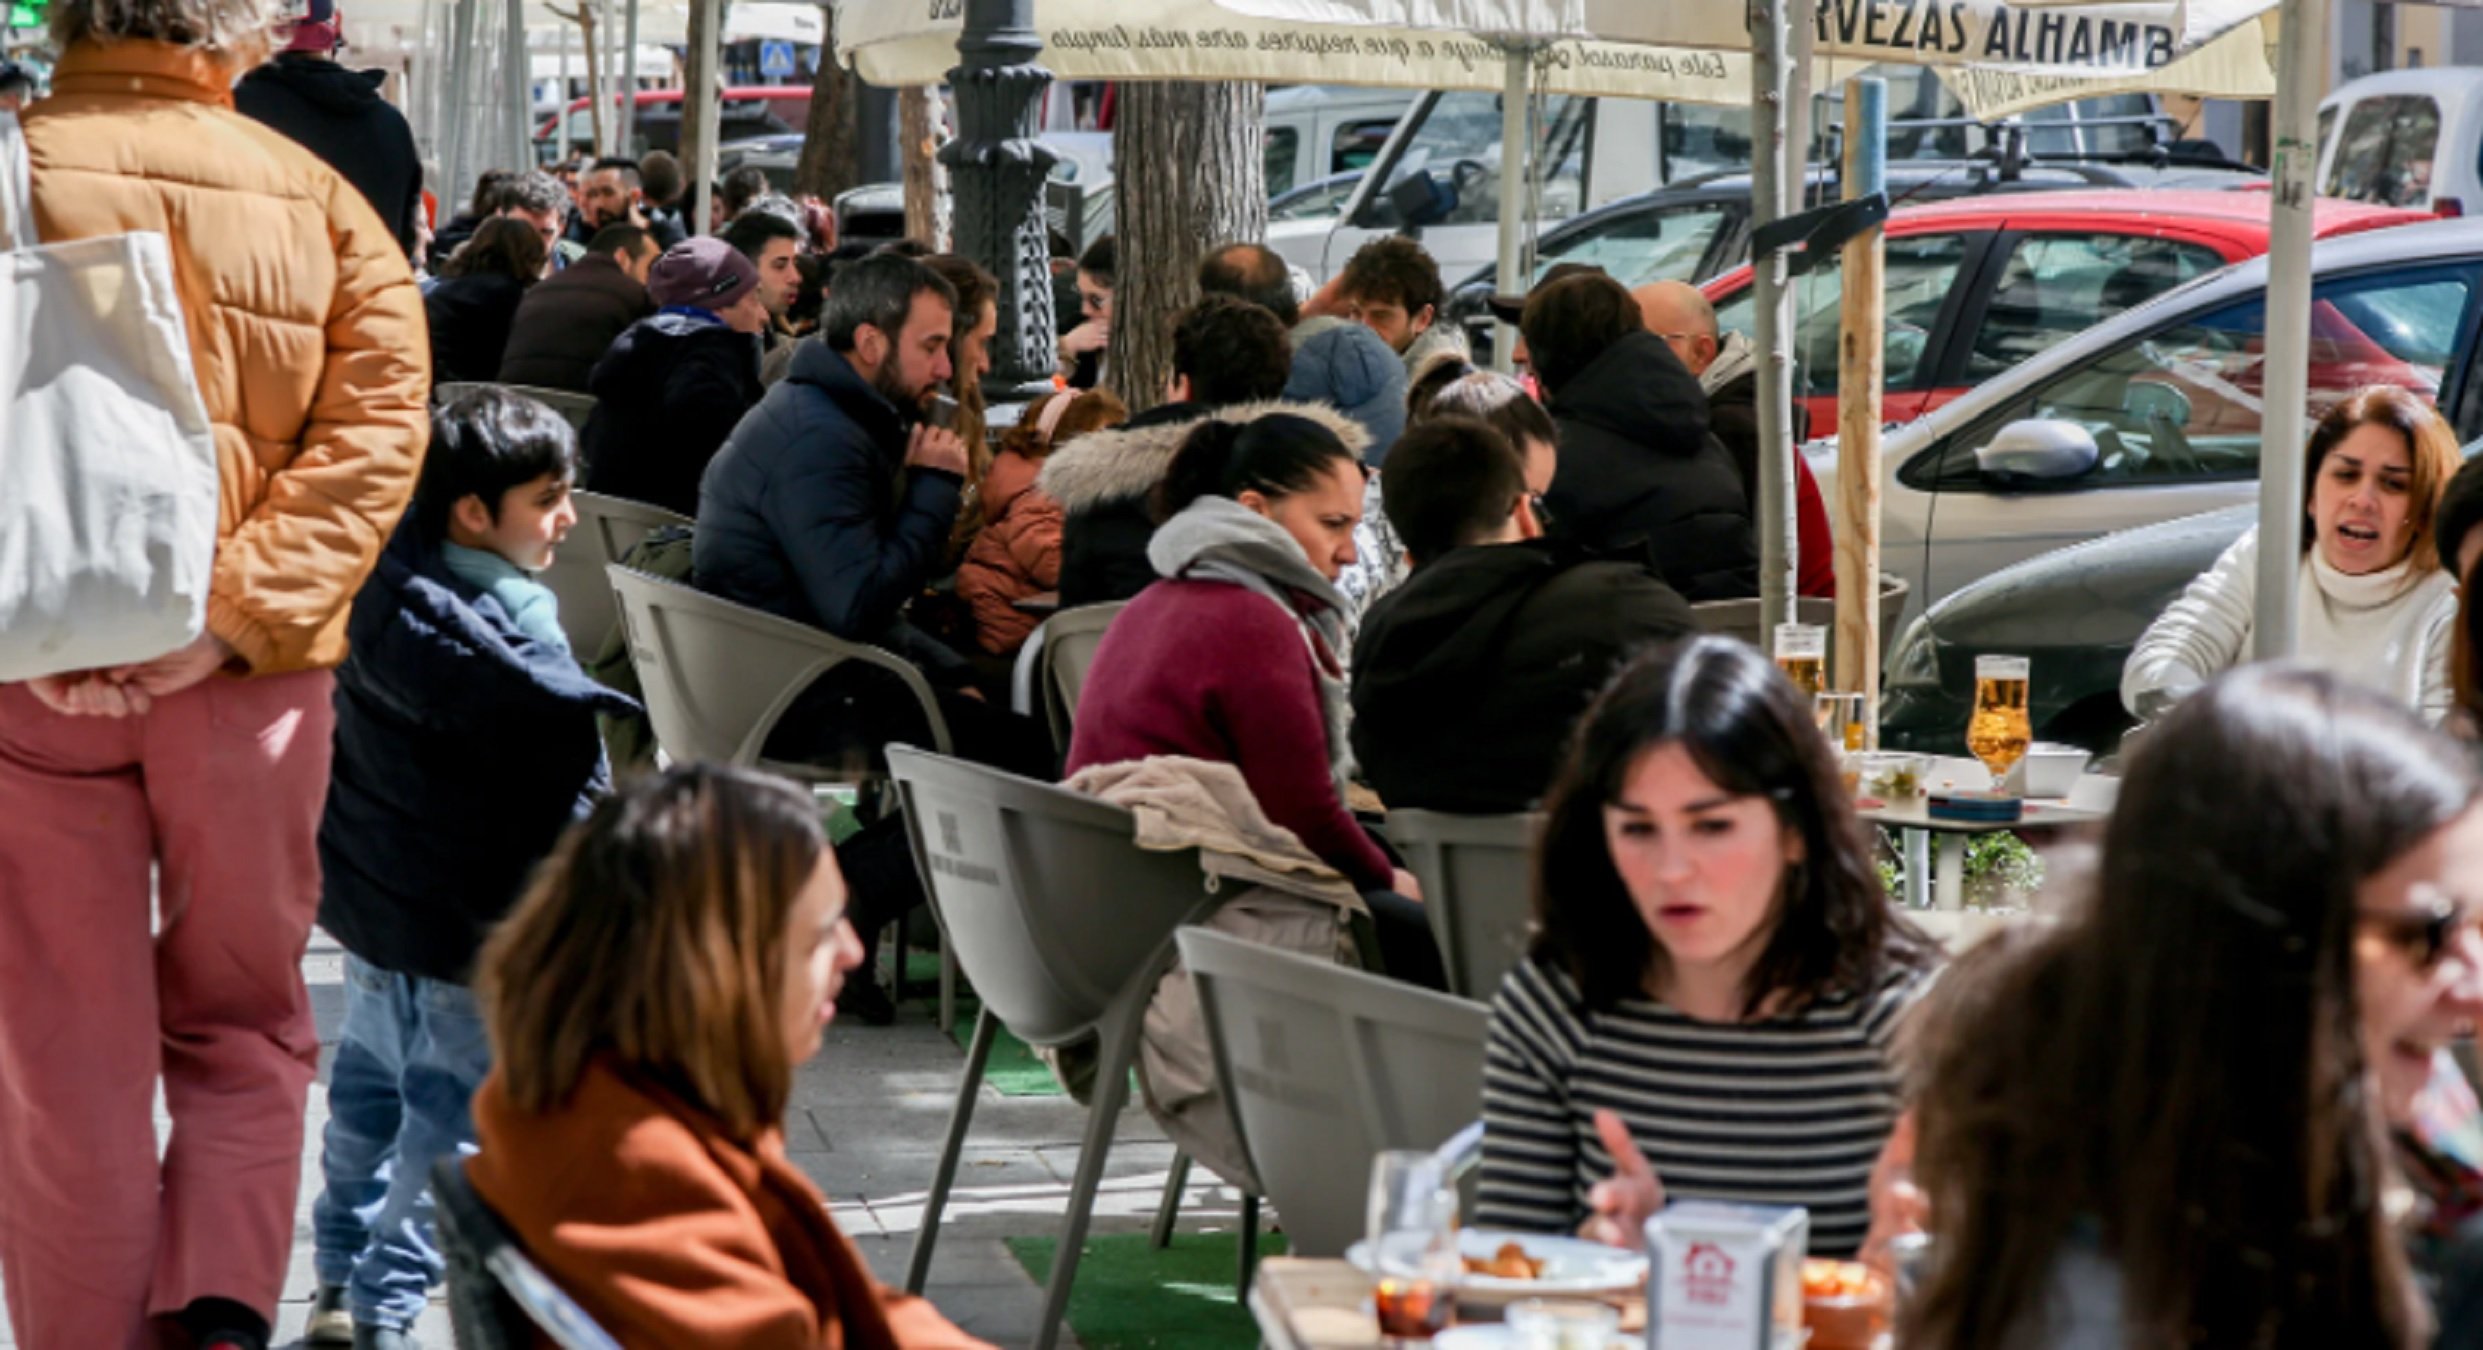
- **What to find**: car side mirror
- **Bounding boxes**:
[1385,171,1458,234]
[1974,418,2100,482]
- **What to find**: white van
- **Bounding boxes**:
[1272,69,2178,284]
[2316,67,2483,216]
[1263,85,1421,199]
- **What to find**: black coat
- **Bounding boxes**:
[318,527,636,984]
[424,271,532,387]
[1039,400,1213,607]
[580,312,765,518]
[1542,331,1759,602]
[1351,539,1695,815]
[692,340,965,669]
[235,54,424,257]
[497,254,654,392]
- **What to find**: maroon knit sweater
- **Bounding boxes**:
[1066,577,1394,891]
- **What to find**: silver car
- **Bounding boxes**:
[1825,216,2483,627]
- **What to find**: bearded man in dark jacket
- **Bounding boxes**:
[1521,270,1759,602]
[1351,417,1693,814]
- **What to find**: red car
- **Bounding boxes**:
[1700,189,2433,431]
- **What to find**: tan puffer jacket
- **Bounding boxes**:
[22,40,430,674]
[956,448,1064,656]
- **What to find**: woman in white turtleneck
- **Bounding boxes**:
[2124,385,2464,724]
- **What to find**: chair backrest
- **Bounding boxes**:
[430,1158,622,1350]
[504,383,599,432]
[1384,810,1542,1000]
[887,745,1221,1047]
[1689,573,1911,668]
[1177,927,1489,1257]
[607,565,949,772]
[1033,601,1128,750]
[540,492,693,654]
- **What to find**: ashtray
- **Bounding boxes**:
[1927,790,2023,824]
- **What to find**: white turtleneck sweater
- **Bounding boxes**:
[2122,527,2459,723]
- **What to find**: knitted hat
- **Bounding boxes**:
[648,236,759,311]
[2437,453,2483,578]
[1285,322,1409,467]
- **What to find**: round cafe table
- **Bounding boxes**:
[1854,756,2116,911]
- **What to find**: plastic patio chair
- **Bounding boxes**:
[1690,573,1912,661]
[1383,810,1543,1001]
[1031,601,1127,752]
[1177,927,1489,1259]
[886,745,1224,1350]
[538,492,692,655]
[430,1157,622,1350]
[430,381,596,434]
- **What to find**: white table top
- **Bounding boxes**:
[1853,755,2116,834]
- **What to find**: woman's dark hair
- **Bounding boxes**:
[2437,455,2483,730]
[416,387,578,534]
[1077,233,1116,285]
[787,253,830,333]
[467,168,515,218]
[1905,665,2472,1350]
[439,215,546,284]
[1154,412,1362,522]
[1531,636,1934,1017]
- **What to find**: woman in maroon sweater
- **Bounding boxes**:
[1067,411,1445,987]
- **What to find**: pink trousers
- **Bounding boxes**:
[0,672,333,1350]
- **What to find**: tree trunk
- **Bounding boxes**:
[1109,80,1265,413]
[796,11,861,199]
[579,9,604,155]
[678,0,728,202]
[901,85,951,249]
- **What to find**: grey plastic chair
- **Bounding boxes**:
[539,492,692,655]
[1690,573,1912,664]
[1177,927,1489,1259]
[886,745,1223,1350]
[1384,810,1543,1001]
[431,1158,621,1350]
[1032,601,1128,751]
[502,383,598,432]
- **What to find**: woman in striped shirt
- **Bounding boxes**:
[1476,636,1939,1257]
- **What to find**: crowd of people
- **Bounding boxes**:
[10,0,2483,1347]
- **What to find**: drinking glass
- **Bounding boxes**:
[1814,692,1866,752]
[1774,623,1827,697]
[1367,1150,1459,1343]
[1967,655,2033,782]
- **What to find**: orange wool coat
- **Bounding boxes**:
[468,1061,993,1350]
[20,40,431,674]
[955,448,1065,655]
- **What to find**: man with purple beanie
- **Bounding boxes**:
[236,0,424,257]
[579,236,773,516]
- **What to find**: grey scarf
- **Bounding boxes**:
[1148,496,1356,784]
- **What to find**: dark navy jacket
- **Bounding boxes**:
[692,339,968,680]
[318,526,637,984]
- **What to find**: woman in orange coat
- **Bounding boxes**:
[958,387,1127,655]
[466,765,992,1350]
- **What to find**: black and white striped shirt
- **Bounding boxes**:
[1475,953,1927,1258]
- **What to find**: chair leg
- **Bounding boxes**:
[1237,1191,1262,1294]
[1032,1002,1144,1350]
[938,937,958,1037]
[904,1006,997,1294]
[1149,1151,1191,1249]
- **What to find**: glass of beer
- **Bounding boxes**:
[1775,624,1827,697]
[1367,1151,1458,1343]
[1967,655,2033,782]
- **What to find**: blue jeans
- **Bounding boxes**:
[310,954,493,1330]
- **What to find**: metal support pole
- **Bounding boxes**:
[1833,76,1886,736]
[2255,0,2328,660]
[441,0,482,211]
[619,0,642,156]
[1750,0,1798,637]
[504,0,532,171]
[1785,0,1814,209]
[942,0,1059,402]
[1491,45,1528,374]
[688,0,724,235]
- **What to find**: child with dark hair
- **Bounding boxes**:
[305,388,635,1348]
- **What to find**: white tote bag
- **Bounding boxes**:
[0,110,219,683]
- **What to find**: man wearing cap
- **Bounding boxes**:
[236,0,423,257]
[577,237,771,517]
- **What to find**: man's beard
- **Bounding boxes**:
[871,360,930,415]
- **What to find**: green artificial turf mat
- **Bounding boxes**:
[904,951,1067,1098]
[1006,1230,1291,1350]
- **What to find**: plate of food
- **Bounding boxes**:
[1345,1230,1649,1303]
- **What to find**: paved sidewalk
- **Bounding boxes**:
[0,932,1245,1348]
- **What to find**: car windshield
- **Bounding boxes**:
[1536,201,1736,287]
[1272,176,1360,223]
[2324,94,2442,207]
[1712,232,1979,393]
[1385,91,1593,225]
[1912,261,2481,490]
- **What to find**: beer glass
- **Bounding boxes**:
[1815,692,1866,752]
[1774,624,1827,697]
[1367,1151,1458,1342]
[1967,655,2033,782]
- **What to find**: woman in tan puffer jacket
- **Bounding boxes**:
[958,388,1126,655]
[0,1,428,1345]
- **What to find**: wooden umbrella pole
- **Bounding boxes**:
[1833,75,1885,743]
